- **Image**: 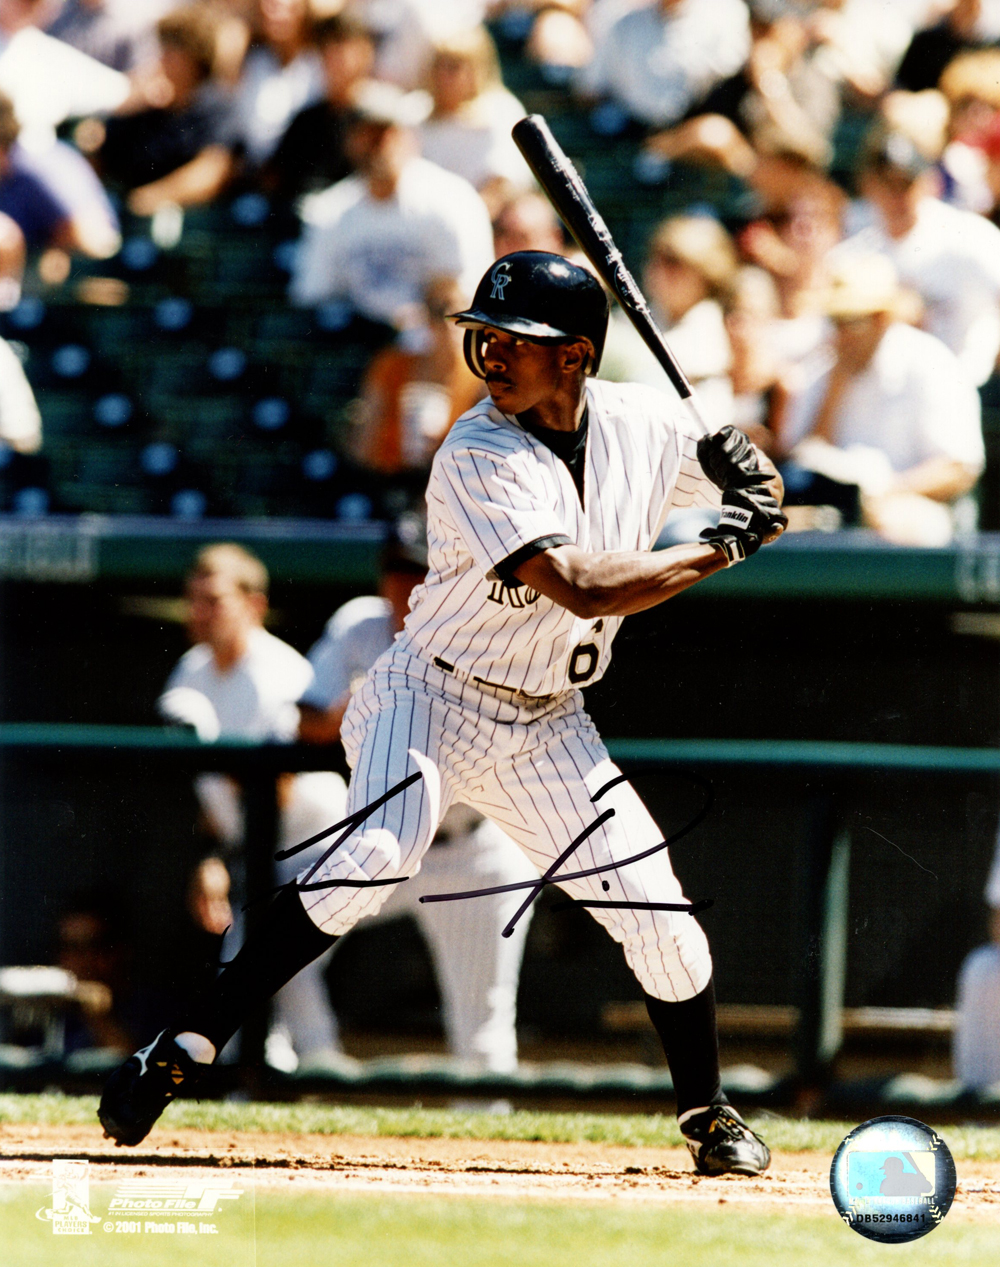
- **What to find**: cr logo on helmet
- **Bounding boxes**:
[490,261,512,301]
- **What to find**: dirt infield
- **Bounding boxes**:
[2,1124,1000,1218]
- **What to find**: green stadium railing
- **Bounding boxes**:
[2,725,998,1104]
[5,516,1000,600]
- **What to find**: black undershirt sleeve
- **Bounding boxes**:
[491,534,573,585]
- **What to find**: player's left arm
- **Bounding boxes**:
[514,538,732,618]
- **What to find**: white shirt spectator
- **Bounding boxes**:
[418,87,530,191]
[45,0,169,73]
[162,626,312,743]
[783,321,985,478]
[809,0,920,93]
[839,197,1000,387]
[351,0,486,90]
[227,45,324,168]
[0,336,41,453]
[0,27,129,151]
[160,625,318,848]
[577,0,751,129]
[290,156,494,321]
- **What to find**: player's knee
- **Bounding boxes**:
[622,921,712,1002]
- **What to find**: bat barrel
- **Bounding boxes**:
[512,114,697,407]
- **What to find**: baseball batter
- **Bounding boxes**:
[100,251,786,1175]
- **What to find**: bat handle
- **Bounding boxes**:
[681,390,715,439]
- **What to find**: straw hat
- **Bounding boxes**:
[819,254,904,320]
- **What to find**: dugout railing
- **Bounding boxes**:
[0,726,996,1106]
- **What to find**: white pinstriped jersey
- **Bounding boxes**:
[397,378,722,697]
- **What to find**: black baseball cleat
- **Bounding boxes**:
[680,1104,771,1176]
[98,1030,203,1147]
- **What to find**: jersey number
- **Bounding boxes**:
[568,642,599,684]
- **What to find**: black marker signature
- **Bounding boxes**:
[275,770,422,891]
[419,770,715,937]
[274,765,715,933]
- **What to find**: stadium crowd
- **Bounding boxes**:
[0,1,998,542]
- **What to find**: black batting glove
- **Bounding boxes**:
[697,425,773,491]
[699,483,788,567]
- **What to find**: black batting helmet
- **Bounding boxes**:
[450,251,609,378]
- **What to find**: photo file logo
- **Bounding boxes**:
[109,1178,245,1212]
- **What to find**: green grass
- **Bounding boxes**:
[4,1092,1000,1158]
[3,1188,997,1267]
[252,1195,1000,1267]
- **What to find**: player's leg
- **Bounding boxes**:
[99,678,447,1145]
[954,943,1000,1088]
[410,814,538,1073]
[461,699,768,1175]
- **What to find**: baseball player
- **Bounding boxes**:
[298,528,539,1076]
[100,251,786,1176]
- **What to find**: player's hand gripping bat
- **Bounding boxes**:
[512,112,712,437]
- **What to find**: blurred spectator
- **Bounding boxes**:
[223,0,323,171]
[492,188,565,257]
[96,6,235,215]
[576,0,752,131]
[344,276,483,483]
[723,264,786,446]
[0,90,78,252]
[290,80,493,326]
[263,12,375,202]
[896,0,1000,93]
[0,0,130,151]
[417,26,530,216]
[643,113,833,221]
[0,2,123,255]
[740,178,845,374]
[44,0,170,73]
[350,0,486,91]
[937,50,1000,212]
[56,893,134,1053]
[520,0,596,77]
[0,208,22,307]
[954,826,1000,1089]
[601,215,738,429]
[801,0,930,101]
[158,543,346,1069]
[843,125,1000,386]
[0,333,41,451]
[690,7,840,169]
[781,253,984,545]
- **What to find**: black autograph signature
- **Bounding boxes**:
[273,767,714,936]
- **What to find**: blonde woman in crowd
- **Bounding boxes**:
[416,25,530,216]
[601,214,738,430]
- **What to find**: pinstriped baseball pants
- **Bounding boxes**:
[299,646,712,1004]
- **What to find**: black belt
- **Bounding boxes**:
[433,656,555,703]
